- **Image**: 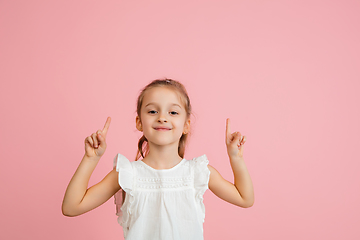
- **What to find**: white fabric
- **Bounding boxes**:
[113,153,210,240]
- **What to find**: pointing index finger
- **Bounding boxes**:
[102,117,111,137]
[226,118,231,139]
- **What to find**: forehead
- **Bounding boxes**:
[142,87,185,107]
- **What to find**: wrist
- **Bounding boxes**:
[83,154,101,162]
[228,155,244,162]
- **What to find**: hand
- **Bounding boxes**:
[225,118,246,159]
[84,117,111,157]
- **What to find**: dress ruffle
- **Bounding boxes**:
[193,154,210,223]
[113,154,134,234]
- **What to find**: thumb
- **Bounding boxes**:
[230,132,241,147]
[97,131,107,148]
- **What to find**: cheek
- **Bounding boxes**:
[176,118,188,129]
[141,119,150,128]
[142,118,155,130]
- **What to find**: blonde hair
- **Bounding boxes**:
[135,78,192,161]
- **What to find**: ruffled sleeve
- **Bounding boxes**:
[113,153,133,227]
[193,154,210,223]
[114,153,133,192]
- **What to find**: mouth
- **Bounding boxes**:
[154,127,172,131]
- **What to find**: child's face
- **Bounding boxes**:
[136,87,190,148]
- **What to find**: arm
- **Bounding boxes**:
[208,159,254,208]
[208,118,254,208]
[62,117,121,217]
[62,156,120,217]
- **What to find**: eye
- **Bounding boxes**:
[148,110,157,114]
[169,111,178,115]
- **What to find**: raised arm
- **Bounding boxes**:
[62,117,121,217]
[208,118,254,208]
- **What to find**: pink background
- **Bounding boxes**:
[1,0,359,239]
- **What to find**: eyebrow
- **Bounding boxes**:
[145,103,182,108]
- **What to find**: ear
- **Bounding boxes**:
[136,116,143,132]
[183,118,191,134]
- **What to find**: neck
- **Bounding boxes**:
[143,142,183,169]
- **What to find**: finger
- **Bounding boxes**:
[97,131,107,148]
[92,132,99,148]
[237,135,246,147]
[230,132,237,141]
[102,117,111,138]
[228,130,241,144]
[85,136,94,148]
[226,118,231,142]
[96,129,103,142]
[240,136,246,145]
[230,132,241,146]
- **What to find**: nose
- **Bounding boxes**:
[157,114,167,123]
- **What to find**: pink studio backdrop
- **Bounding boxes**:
[1,1,359,239]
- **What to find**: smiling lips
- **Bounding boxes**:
[154,127,172,131]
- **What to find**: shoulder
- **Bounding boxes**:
[187,155,210,174]
[113,154,135,193]
[113,153,137,174]
[187,154,210,184]
[187,156,225,186]
[187,154,209,165]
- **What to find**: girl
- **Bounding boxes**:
[62,79,254,240]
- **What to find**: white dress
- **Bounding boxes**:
[113,153,210,240]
